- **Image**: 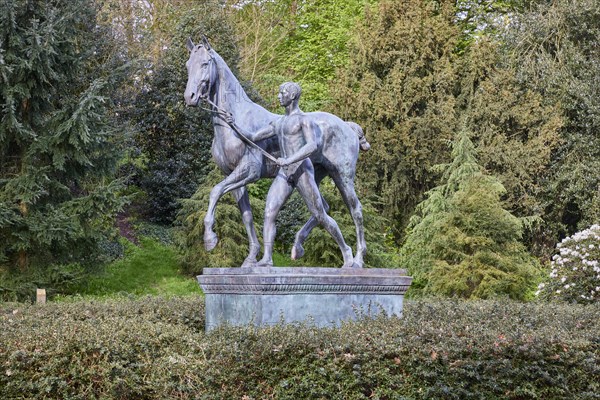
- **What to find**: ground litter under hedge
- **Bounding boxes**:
[1,297,598,399]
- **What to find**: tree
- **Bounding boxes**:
[460,39,563,255]
[501,0,600,248]
[227,0,374,111]
[0,0,125,281]
[331,0,462,238]
[124,0,240,224]
[400,127,540,299]
[331,0,563,249]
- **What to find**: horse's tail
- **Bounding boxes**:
[346,121,370,151]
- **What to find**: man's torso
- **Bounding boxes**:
[273,114,310,180]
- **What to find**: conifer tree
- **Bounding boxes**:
[400,127,539,299]
[331,0,561,249]
[331,0,462,238]
[0,0,124,274]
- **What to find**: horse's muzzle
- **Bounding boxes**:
[184,82,209,106]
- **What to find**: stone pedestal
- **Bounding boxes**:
[197,267,412,331]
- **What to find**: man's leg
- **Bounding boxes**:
[295,164,354,268]
[257,172,294,267]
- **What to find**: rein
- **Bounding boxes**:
[199,57,278,163]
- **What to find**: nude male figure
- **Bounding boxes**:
[226,82,354,268]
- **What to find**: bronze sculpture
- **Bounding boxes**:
[184,37,368,268]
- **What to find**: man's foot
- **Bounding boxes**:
[256,257,273,267]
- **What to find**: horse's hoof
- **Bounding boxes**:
[291,243,305,260]
[204,232,219,251]
[340,245,355,268]
[241,259,256,268]
[352,256,364,269]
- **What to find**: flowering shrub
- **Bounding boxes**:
[537,224,600,304]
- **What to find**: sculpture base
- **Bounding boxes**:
[197,267,412,331]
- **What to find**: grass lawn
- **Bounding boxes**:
[64,237,202,299]
[59,235,322,301]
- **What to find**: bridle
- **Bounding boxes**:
[194,46,216,102]
[191,49,278,163]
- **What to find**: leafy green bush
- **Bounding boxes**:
[537,224,600,304]
[1,298,598,399]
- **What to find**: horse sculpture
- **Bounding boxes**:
[183,36,369,267]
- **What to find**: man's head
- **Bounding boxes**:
[278,82,301,107]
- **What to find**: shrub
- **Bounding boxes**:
[537,224,600,304]
[1,298,598,399]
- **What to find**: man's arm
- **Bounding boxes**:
[225,114,276,142]
[278,117,317,166]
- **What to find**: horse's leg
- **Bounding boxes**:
[231,186,260,268]
[331,172,366,268]
[203,161,261,251]
[295,166,354,269]
[290,168,328,260]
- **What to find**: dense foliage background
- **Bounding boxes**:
[1,0,599,304]
[1,2,599,397]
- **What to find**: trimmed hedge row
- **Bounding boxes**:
[1,297,598,399]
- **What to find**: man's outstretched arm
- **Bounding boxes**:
[225,114,275,142]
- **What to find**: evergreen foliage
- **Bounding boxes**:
[462,40,562,232]
[502,0,600,243]
[125,1,239,224]
[331,0,462,237]
[332,0,564,255]
[401,128,540,299]
[0,0,125,280]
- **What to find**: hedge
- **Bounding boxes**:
[1,297,598,399]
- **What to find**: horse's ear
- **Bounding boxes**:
[201,34,212,50]
[186,37,195,52]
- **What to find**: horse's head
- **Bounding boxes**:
[184,36,216,106]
